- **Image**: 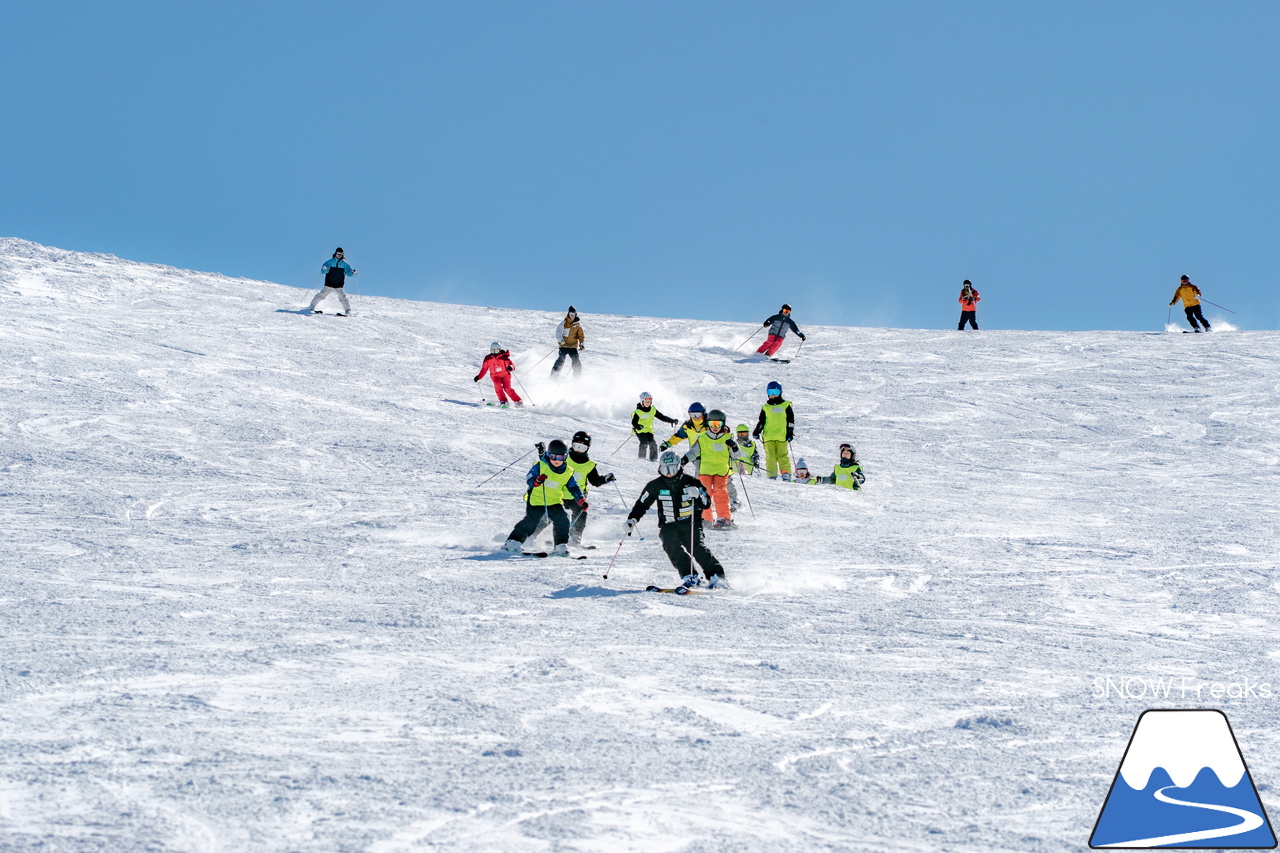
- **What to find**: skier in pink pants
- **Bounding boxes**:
[474,343,523,408]
[755,304,806,357]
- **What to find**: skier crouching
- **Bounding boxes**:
[502,439,588,557]
[626,451,729,589]
[474,342,523,408]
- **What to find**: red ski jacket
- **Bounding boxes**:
[476,351,516,381]
[959,289,980,311]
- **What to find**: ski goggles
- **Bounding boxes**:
[571,442,588,453]
[641,397,653,404]
[546,453,566,463]
[708,420,724,429]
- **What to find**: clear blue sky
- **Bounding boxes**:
[4,1,1277,331]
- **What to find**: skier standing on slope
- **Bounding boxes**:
[819,444,865,490]
[632,392,680,460]
[753,381,795,480]
[309,248,357,316]
[626,451,729,589]
[661,402,708,456]
[681,409,740,529]
[474,342,523,408]
[733,424,762,476]
[958,281,980,331]
[755,303,806,358]
[1170,275,1211,332]
[502,439,588,557]
[551,306,586,377]
[532,431,614,546]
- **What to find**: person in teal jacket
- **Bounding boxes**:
[309,248,357,315]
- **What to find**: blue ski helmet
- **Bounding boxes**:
[766,381,782,397]
[688,402,706,415]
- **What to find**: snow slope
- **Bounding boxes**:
[2,237,1279,852]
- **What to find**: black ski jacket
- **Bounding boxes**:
[628,473,710,529]
[568,451,612,490]
[631,405,678,434]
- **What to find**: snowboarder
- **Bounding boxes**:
[631,392,680,460]
[661,402,708,454]
[681,409,740,528]
[755,304,806,358]
[819,444,865,490]
[502,439,588,557]
[793,458,821,484]
[626,451,729,589]
[474,342,523,408]
[309,248,356,315]
[551,306,585,376]
[1170,275,1211,332]
[532,431,615,545]
[733,424,762,476]
[958,281,980,330]
[752,381,794,480]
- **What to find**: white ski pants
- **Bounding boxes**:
[309,285,350,313]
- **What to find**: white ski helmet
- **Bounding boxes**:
[490,342,502,354]
[658,450,682,478]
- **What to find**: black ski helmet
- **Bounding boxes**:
[1181,275,1190,282]
[547,439,568,457]
[707,409,727,426]
[780,303,791,312]
[571,430,591,448]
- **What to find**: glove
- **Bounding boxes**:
[1169,301,1175,306]
[536,442,546,455]
[659,441,670,451]
[577,498,589,510]
[762,320,770,327]
[626,518,637,535]
[786,432,794,442]
[533,474,547,486]
[799,333,806,341]
[680,456,690,467]
[604,473,616,483]
[473,376,480,382]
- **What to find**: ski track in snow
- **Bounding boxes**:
[2,238,1280,851]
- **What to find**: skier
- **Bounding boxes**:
[752,381,795,480]
[533,431,615,545]
[502,439,588,557]
[958,281,980,330]
[474,342,522,408]
[819,444,865,490]
[1170,275,1211,332]
[755,304,806,358]
[792,458,821,485]
[733,424,762,476]
[631,392,680,460]
[626,451,729,589]
[551,306,585,376]
[309,248,357,316]
[661,402,708,454]
[681,409,740,528]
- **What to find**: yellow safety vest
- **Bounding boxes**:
[566,457,597,496]
[527,460,577,505]
[695,431,734,476]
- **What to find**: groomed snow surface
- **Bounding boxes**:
[2,238,1279,852]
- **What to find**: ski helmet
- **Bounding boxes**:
[546,439,568,460]
[571,430,591,453]
[334,248,345,257]
[780,303,791,312]
[839,443,855,460]
[1181,275,1190,282]
[658,450,682,478]
[688,402,706,417]
[735,423,750,434]
[707,409,727,428]
[639,391,653,402]
[766,381,782,397]
[490,341,502,354]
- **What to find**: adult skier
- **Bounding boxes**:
[755,304,806,358]
[551,306,585,376]
[793,458,821,484]
[681,409,740,528]
[819,444,865,490]
[502,439,588,557]
[626,451,729,589]
[309,248,357,315]
[533,431,614,545]
[631,392,680,460]
[958,281,980,330]
[1170,275,1211,332]
[733,424,762,476]
[474,342,522,408]
[752,381,795,480]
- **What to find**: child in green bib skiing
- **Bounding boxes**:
[502,439,588,557]
[752,381,794,480]
[631,392,679,460]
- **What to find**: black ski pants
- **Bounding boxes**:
[509,502,570,546]
[637,433,659,460]
[532,499,587,544]
[958,311,978,330]
[551,347,582,376]
[1185,305,1210,330]
[659,522,725,581]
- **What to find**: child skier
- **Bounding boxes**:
[733,424,762,476]
[793,458,821,484]
[681,409,740,528]
[661,402,708,454]
[551,306,586,376]
[533,430,615,545]
[819,444,865,490]
[1170,275,1211,332]
[626,451,729,589]
[752,381,794,480]
[474,342,523,408]
[308,248,357,315]
[755,304,806,357]
[958,281,980,330]
[502,439,588,557]
[631,392,679,460]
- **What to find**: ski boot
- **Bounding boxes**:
[551,543,571,558]
[707,575,730,590]
[680,574,704,589]
[502,539,522,553]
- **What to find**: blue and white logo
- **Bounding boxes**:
[1091,710,1276,848]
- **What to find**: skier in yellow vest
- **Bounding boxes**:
[631,392,679,460]
[819,444,865,490]
[752,381,794,480]
[532,430,614,546]
[502,439,587,557]
[681,409,741,528]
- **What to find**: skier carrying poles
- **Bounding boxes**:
[308,248,357,316]
[625,451,729,590]
[1169,275,1211,332]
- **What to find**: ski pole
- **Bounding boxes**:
[512,374,535,407]
[531,347,558,368]
[735,327,765,351]
[1166,306,1172,329]
[793,339,805,361]
[734,467,756,519]
[611,476,628,511]
[609,433,634,457]
[1202,299,1236,314]
[476,447,535,488]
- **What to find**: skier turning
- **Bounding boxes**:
[309,248,356,315]
[1170,275,1211,332]
[819,444,865,490]
[474,342,522,408]
[681,409,740,528]
[958,281,980,330]
[551,306,586,377]
[755,304,806,358]
[502,439,588,557]
[752,381,795,480]
[632,392,679,460]
[532,431,614,546]
[626,451,729,589]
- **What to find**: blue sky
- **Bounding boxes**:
[4,1,1277,331]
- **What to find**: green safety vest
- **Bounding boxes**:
[566,457,597,496]
[695,431,734,476]
[833,462,863,490]
[760,400,792,442]
[527,460,577,506]
[633,406,657,434]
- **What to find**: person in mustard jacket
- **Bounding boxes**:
[958,280,980,330]
[552,306,586,376]
[1170,276,1211,332]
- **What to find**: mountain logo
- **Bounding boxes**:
[1090,710,1276,849]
